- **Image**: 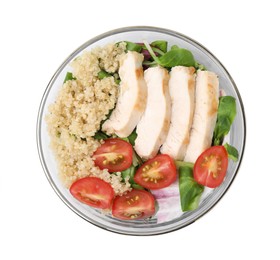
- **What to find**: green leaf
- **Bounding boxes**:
[213,96,237,145]
[127,129,137,146]
[213,117,232,145]
[171,45,179,50]
[100,108,114,126]
[179,166,204,212]
[121,166,144,190]
[217,96,236,122]
[98,70,111,79]
[142,60,158,66]
[121,166,136,182]
[224,143,239,162]
[175,161,194,169]
[124,41,142,53]
[143,41,160,63]
[131,183,145,190]
[63,72,76,83]
[132,150,143,166]
[158,48,195,68]
[194,61,207,71]
[151,40,168,53]
[92,131,109,140]
[143,41,195,68]
[115,78,121,85]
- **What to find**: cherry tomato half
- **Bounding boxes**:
[70,177,114,209]
[112,189,155,220]
[193,146,228,188]
[92,138,133,172]
[134,154,177,190]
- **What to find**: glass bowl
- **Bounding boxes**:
[36,26,246,235]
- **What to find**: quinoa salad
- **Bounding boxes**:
[46,42,131,194]
[46,40,239,222]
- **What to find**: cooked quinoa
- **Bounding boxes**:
[46,42,131,195]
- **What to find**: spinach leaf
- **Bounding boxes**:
[120,130,137,146]
[93,131,109,140]
[158,48,195,68]
[131,183,145,190]
[121,166,136,182]
[127,129,137,146]
[100,108,114,126]
[175,161,194,169]
[124,41,142,53]
[63,72,76,83]
[224,143,239,162]
[98,70,111,79]
[213,96,237,145]
[132,150,143,166]
[151,40,168,53]
[121,166,144,190]
[179,166,204,212]
[143,41,195,68]
[171,45,179,50]
[194,61,207,71]
[98,70,120,84]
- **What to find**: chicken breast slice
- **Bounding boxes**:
[134,67,171,159]
[184,70,219,163]
[160,66,195,160]
[102,51,147,137]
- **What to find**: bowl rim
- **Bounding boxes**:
[36,25,246,236]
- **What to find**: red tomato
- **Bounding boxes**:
[70,177,114,209]
[112,189,155,220]
[194,146,228,188]
[92,138,133,172]
[134,154,177,190]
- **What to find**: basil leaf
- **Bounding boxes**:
[213,96,237,145]
[224,143,239,162]
[98,70,111,79]
[179,166,204,212]
[93,131,109,140]
[124,41,142,53]
[151,40,168,53]
[63,72,76,83]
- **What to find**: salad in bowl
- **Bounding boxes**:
[37,26,246,235]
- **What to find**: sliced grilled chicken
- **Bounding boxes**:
[184,70,219,163]
[160,66,195,160]
[102,51,147,137]
[134,67,171,159]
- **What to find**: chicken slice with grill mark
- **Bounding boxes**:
[102,51,147,137]
[184,70,219,163]
[161,66,195,160]
[134,66,171,160]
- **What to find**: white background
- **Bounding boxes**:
[1,0,279,259]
